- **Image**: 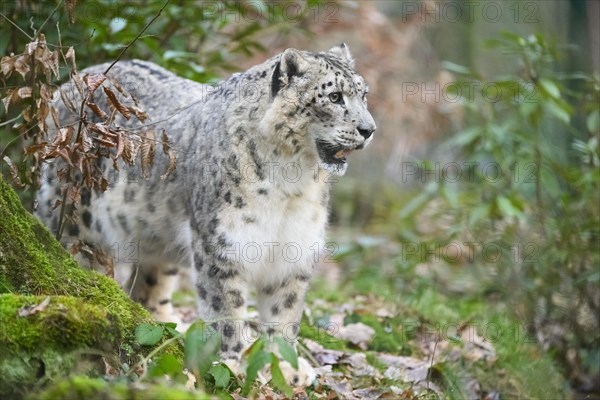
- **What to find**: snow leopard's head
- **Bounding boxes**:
[270,44,376,175]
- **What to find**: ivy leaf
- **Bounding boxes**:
[135,323,164,346]
[275,337,298,370]
[270,353,293,398]
[209,363,230,388]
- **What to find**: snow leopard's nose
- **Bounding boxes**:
[358,128,374,140]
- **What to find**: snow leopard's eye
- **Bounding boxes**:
[328,92,344,105]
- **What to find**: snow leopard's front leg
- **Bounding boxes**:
[256,272,316,386]
[256,272,311,345]
[191,235,250,361]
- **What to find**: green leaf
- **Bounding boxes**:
[209,363,231,388]
[496,196,520,218]
[451,127,481,147]
[243,342,270,395]
[135,324,164,346]
[538,78,561,99]
[468,204,490,226]
[441,61,471,75]
[184,321,220,376]
[587,109,600,133]
[398,182,437,219]
[148,354,183,378]
[270,354,293,398]
[275,337,298,370]
[545,101,570,124]
[440,185,459,208]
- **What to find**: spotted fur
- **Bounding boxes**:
[36,44,376,360]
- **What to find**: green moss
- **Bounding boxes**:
[33,376,210,400]
[0,295,116,352]
[0,177,152,339]
[0,177,183,398]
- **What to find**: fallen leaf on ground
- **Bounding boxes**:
[18,296,51,317]
[335,322,376,350]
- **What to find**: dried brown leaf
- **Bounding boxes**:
[59,89,77,114]
[3,155,25,188]
[66,0,77,24]
[65,46,77,72]
[114,131,125,160]
[25,143,48,155]
[103,86,131,120]
[103,358,119,377]
[22,104,33,123]
[84,73,107,95]
[122,135,138,166]
[140,130,156,179]
[50,106,60,130]
[128,105,148,122]
[1,55,15,77]
[334,323,376,350]
[71,71,85,97]
[18,297,51,317]
[93,136,116,147]
[81,130,93,152]
[2,89,16,112]
[83,159,93,187]
[100,177,109,192]
[53,127,74,147]
[36,99,49,132]
[87,123,117,137]
[109,78,128,96]
[52,199,63,210]
[17,86,32,99]
[15,54,31,79]
[68,185,81,204]
[86,102,108,119]
[39,83,54,102]
[56,148,73,165]
[160,130,177,180]
[183,369,197,390]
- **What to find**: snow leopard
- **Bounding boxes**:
[36,44,376,363]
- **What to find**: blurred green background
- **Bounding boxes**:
[1,0,598,396]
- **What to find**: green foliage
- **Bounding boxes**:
[135,323,164,346]
[438,32,599,382]
[337,31,598,386]
[127,321,300,396]
[275,336,299,369]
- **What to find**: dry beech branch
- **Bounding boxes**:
[1,2,176,244]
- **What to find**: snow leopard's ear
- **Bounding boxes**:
[328,43,355,68]
[272,48,311,97]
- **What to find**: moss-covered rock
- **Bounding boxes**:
[32,376,208,400]
[0,177,182,398]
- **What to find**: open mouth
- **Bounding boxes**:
[316,140,359,165]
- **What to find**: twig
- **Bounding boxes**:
[128,264,140,298]
[103,0,172,75]
[426,337,439,393]
[0,12,33,41]
[0,113,22,128]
